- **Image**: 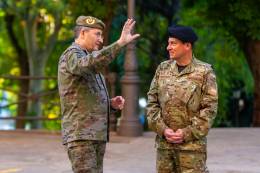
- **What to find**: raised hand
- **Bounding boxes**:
[117,18,140,47]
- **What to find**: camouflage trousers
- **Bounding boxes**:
[156,148,209,173]
[66,140,106,173]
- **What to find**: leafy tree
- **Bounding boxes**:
[0,0,124,129]
[182,0,260,126]
[0,0,64,128]
[0,7,28,128]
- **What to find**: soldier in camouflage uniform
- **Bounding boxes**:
[58,16,140,173]
[146,25,218,173]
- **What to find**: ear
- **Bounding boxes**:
[184,42,192,50]
[79,29,86,38]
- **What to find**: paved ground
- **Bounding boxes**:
[0,128,260,173]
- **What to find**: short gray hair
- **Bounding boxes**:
[74,26,91,39]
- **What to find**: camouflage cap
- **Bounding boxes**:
[76,16,105,30]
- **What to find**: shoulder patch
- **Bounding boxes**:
[194,58,213,71]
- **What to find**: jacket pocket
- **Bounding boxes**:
[175,84,197,105]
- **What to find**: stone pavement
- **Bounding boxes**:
[0,128,260,173]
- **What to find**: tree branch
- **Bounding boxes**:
[44,13,62,58]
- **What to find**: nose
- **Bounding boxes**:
[167,44,171,51]
[98,37,103,44]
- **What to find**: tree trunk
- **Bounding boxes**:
[4,14,30,129]
[16,57,30,129]
[28,58,45,129]
[3,1,62,129]
[244,39,260,126]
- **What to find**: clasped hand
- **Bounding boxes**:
[164,128,184,144]
[111,96,125,110]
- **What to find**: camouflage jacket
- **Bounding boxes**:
[146,58,218,151]
[58,42,121,144]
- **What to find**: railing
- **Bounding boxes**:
[0,116,60,121]
[0,73,118,131]
[0,75,59,130]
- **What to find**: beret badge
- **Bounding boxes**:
[85,17,95,25]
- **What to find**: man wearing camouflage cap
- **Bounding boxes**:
[58,16,140,173]
[146,24,218,173]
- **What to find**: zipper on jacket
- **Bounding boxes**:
[98,73,110,141]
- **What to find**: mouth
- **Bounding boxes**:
[169,52,175,56]
[97,42,103,47]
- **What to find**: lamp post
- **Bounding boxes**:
[117,0,143,136]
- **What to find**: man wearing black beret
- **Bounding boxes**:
[146,24,218,173]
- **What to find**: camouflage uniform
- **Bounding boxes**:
[58,41,121,173]
[67,140,106,173]
[146,58,218,173]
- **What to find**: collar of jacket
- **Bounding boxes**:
[170,55,197,76]
[72,42,90,54]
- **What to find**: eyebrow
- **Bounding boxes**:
[168,40,176,43]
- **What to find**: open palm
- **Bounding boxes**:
[117,19,140,46]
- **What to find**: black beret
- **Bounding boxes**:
[168,25,198,43]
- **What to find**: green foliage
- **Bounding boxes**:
[179,1,254,126]
[182,0,260,43]
[0,8,19,120]
[0,12,17,74]
[0,0,67,130]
